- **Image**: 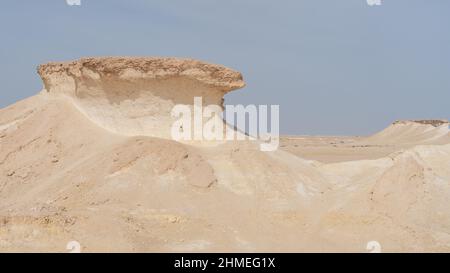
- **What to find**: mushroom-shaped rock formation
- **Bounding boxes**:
[37,57,245,139]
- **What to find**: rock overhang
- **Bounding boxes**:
[35,57,246,139]
[37,56,246,94]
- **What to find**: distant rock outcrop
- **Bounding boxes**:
[364,119,449,145]
[392,119,449,128]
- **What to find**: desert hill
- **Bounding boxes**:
[0,57,449,252]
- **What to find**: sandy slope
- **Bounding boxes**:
[1,57,449,252]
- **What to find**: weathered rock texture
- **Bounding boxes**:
[37,57,245,138]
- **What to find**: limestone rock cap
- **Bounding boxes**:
[37,56,246,92]
[393,120,449,127]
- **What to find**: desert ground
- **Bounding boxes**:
[0,57,449,252]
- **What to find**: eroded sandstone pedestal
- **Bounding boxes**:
[37,57,245,139]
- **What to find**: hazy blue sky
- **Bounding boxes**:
[0,0,449,135]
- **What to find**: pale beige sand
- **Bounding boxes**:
[0,57,449,252]
[281,120,450,163]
